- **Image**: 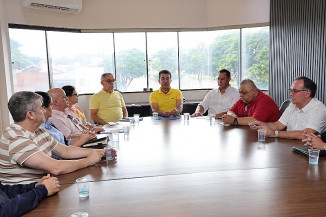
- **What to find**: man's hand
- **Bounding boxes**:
[248,121,264,131]
[87,149,106,166]
[162,111,171,117]
[191,112,203,117]
[92,127,105,133]
[170,109,178,116]
[253,122,275,137]
[302,131,325,150]
[80,130,96,143]
[36,174,60,196]
[222,114,235,125]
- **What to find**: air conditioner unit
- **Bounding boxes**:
[21,0,82,14]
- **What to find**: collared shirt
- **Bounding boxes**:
[89,89,126,123]
[49,110,81,138]
[0,124,58,184]
[279,98,326,133]
[199,85,240,115]
[41,119,71,146]
[150,87,182,112]
[230,90,281,122]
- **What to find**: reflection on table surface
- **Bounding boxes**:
[24,116,326,217]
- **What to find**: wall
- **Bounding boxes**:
[4,0,269,29]
[0,0,13,133]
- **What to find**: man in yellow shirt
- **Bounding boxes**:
[150,70,183,117]
[90,73,128,124]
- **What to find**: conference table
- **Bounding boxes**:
[24,116,326,217]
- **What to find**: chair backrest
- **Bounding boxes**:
[321,132,326,143]
[279,99,291,115]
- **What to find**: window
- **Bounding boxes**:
[147,32,178,90]
[179,29,239,89]
[241,26,269,90]
[114,33,147,92]
[47,32,114,93]
[9,29,49,92]
[8,26,269,93]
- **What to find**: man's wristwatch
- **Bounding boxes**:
[274,130,279,138]
[324,145,326,150]
[233,118,238,126]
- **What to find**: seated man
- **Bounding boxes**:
[192,69,239,118]
[0,174,59,216]
[36,91,95,148]
[48,88,98,145]
[222,79,280,126]
[90,73,128,124]
[0,91,105,184]
[252,76,326,140]
[150,70,183,117]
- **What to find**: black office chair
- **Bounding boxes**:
[321,132,326,143]
[279,99,291,115]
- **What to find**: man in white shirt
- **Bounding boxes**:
[192,69,240,118]
[251,76,326,140]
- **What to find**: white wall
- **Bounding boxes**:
[0,0,269,130]
[4,0,269,29]
[0,0,13,134]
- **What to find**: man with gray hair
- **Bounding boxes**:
[222,79,280,126]
[90,73,128,124]
[0,91,105,184]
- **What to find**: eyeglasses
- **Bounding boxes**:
[104,79,116,83]
[288,88,308,94]
[71,93,78,97]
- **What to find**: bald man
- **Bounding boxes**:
[222,79,280,126]
[48,88,96,146]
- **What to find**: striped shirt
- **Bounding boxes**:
[0,124,58,184]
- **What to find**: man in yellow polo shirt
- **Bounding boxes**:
[150,70,183,117]
[90,73,128,124]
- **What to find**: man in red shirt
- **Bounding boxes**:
[222,79,280,126]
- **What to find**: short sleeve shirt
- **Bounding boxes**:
[279,98,326,133]
[199,85,240,115]
[89,90,126,123]
[230,90,281,122]
[150,87,182,112]
[0,124,58,184]
[49,110,82,138]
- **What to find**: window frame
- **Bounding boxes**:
[8,24,270,93]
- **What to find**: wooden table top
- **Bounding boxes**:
[23,116,326,217]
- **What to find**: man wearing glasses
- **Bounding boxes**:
[150,70,183,117]
[90,73,128,124]
[222,79,280,126]
[251,76,326,140]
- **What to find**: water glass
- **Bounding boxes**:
[76,177,89,198]
[308,149,320,164]
[134,114,140,124]
[153,112,159,120]
[112,130,119,142]
[129,117,135,126]
[209,114,215,125]
[184,113,190,121]
[106,147,116,161]
[70,212,89,217]
[257,129,266,142]
[123,125,130,135]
